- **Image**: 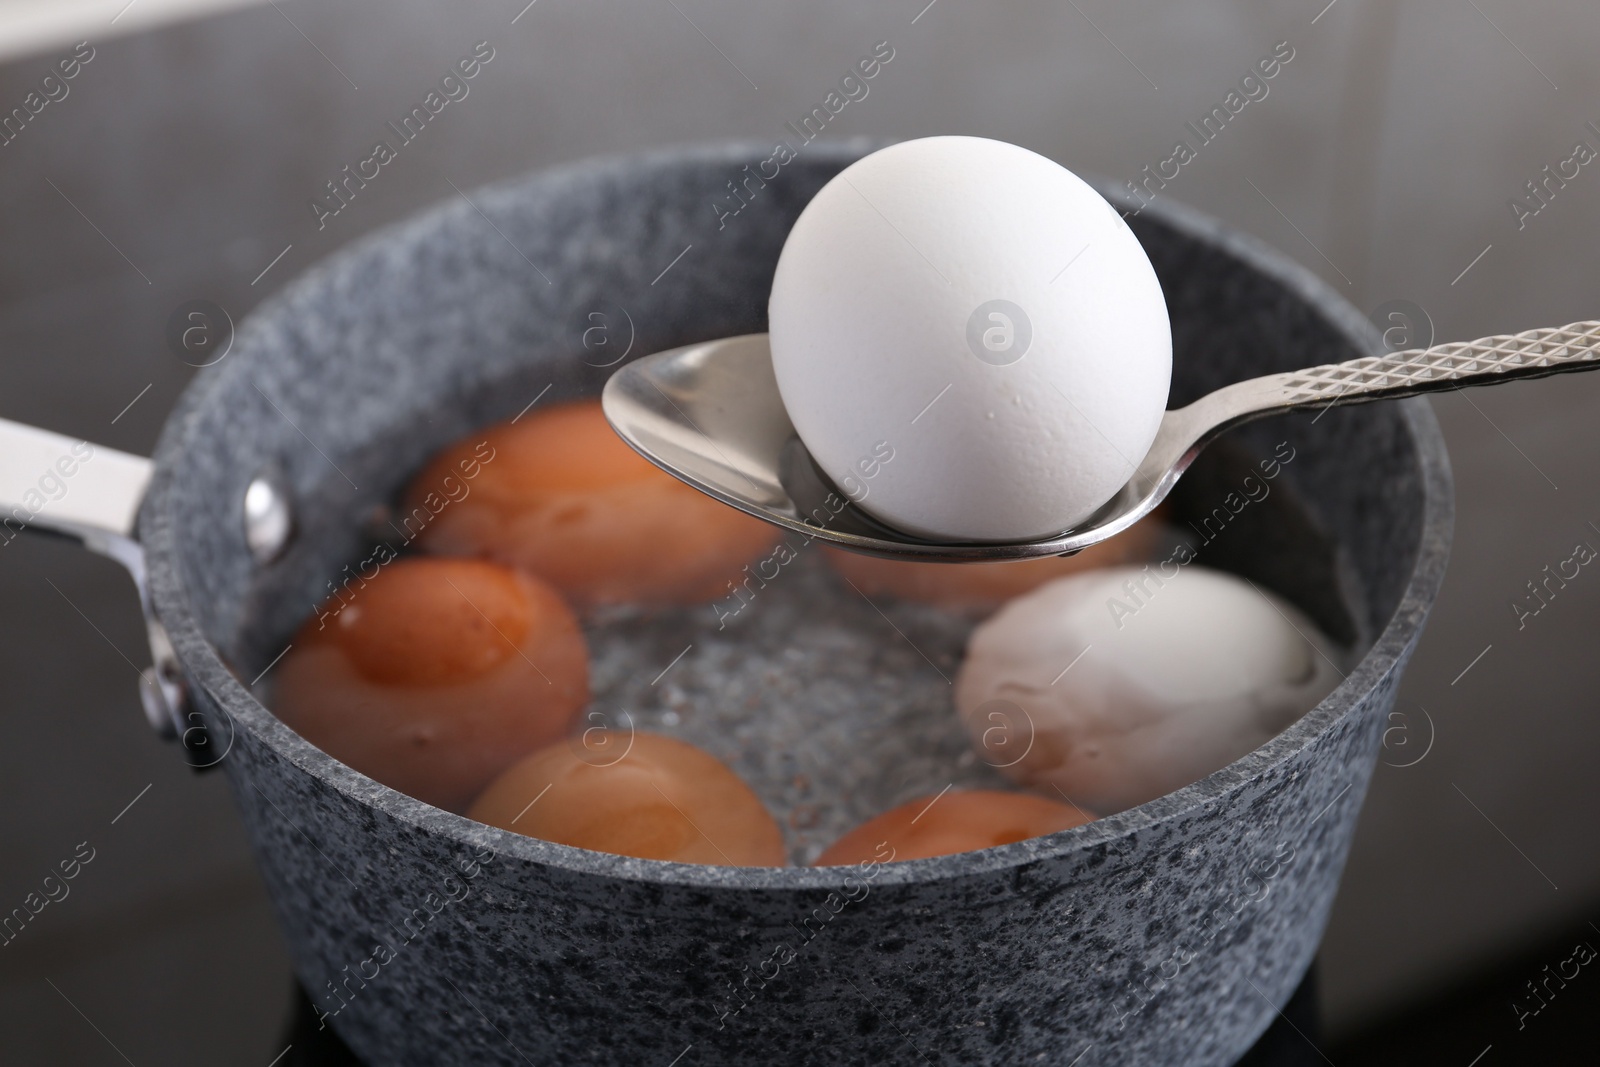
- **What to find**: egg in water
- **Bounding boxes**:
[814,789,1093,866]
[954,565,1344,814]
[272,557,589,813]
[469,731,786,866]
[404,400,778,609]
[770,136,1171,543]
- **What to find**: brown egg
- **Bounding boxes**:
[823,510,1167,612]
[469,731,786,866]
[813,789,1093,866]
[402,400,779,609]
[272,557,589,813]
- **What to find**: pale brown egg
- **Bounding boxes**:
[272,557,589,813]
[823,511,1166,612]
[469,731,786,866]
[813,789,1093,866]
[402,400,779,609]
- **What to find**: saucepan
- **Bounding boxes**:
[0,141,1451,1065]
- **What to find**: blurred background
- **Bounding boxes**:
[1,0,1597,1062]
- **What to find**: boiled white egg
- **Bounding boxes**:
[953,564,1344,813]
[768,136,1171,542]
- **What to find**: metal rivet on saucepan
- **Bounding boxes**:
[244,473,293,564]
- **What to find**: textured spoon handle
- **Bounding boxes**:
[1142,319,1600,499]
[1277,319,1600,408]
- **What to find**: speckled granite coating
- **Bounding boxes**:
[139,142,1452,1066]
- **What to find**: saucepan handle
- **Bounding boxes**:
[0,416,189,740]
[0,417,150,549]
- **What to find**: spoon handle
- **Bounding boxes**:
[1142,320,1600,499]
[1274,319,1600,409]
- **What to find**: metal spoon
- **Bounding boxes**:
[602,321,1600,562]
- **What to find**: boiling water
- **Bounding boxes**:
[581,546,1012,865]
[248,444,1362,866]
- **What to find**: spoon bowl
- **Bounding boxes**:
[603,321,1600,561]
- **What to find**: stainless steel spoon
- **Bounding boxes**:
[602,321,1600,562]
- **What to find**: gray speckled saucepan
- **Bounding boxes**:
[3,141,1451,1065]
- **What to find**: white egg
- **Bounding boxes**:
[954,565,1344,814]
[769,136,1171,542]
